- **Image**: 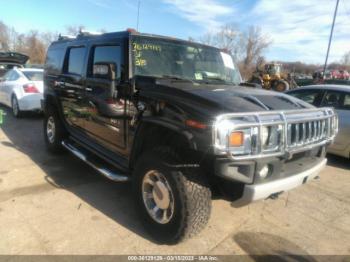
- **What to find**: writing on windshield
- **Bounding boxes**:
[131,36,241,85]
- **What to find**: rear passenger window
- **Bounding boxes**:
[90,45,121,79]
[67,47,86,75]
[45,48,64,74]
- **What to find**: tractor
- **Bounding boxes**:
[250,63,295,92]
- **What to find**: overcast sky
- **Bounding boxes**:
[1,0,349,64]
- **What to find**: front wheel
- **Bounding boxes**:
[133,148,212,244]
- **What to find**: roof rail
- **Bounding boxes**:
[58,34,76,41]
[77,30,103,38]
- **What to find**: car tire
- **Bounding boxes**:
[43,106,67,153]
[11,95,22,118]
[133,147,212,244]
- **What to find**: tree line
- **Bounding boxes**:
[0,21,89,64]
[193,23,350,79]
[0,20,349,79]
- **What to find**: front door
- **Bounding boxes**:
[83,43,127,155]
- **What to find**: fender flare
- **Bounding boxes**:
[129,117,197,165]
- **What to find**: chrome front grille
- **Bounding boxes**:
[213,107,338,160]
[287,119,329,147]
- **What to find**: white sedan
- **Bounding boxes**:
[0,68,43,117]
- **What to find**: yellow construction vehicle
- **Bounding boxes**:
[250,63,294,92]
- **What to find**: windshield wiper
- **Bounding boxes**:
[202,77,230,84]
[160,75,195,83]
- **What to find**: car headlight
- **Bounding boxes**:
[214,119,252,155]
[214,118,282,156]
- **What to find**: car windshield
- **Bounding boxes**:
[22,71,43,81]
[131,36,242,85]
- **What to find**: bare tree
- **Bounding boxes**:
[196,24,271,79]
[24,31,46,64]
[65,25,85,36]
[0,21,9,51]
[341,51,350,66]
[241,26,271,78]
[199,24,244,61]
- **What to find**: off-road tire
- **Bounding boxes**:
[272,80,289,92]
[133,147,212,244]
[43,106,67,153]
[11,95,22,118]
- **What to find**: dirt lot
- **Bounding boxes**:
[0,105,349,256]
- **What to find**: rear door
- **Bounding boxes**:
[83,41,127,154]
[60,46,88,130]
[321,90,350,151]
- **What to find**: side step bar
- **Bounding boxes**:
[61,141,130,182]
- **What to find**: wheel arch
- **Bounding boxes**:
[129,119,197,168]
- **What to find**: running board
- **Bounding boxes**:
[61,140,130,182]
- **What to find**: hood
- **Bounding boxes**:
[0,52,29,65]
[136,76,312,118]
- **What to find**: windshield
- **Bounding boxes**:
[22,71,43,81]
[131,36,242,85]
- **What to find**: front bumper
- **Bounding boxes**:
[231,158,327,207]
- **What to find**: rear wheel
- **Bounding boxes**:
[11,95,22,118]
[133,148,212,244]
[273,80,289,92]
[43,106,67,153]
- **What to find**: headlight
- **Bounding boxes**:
[214,118,252,155]
[263,126,281,151]
[214,117,282,156]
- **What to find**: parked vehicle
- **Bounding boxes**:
[0,52,29,77]
[338,70,350,80]
[42,30,338,244]
[286,85,349,158]
[0,68,44,117]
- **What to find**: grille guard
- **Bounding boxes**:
[213,107,338,160]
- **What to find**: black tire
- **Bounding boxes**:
[273,80,290,92]
[11,95,22,118]
[133,147,212,244]
[43,106,67,153]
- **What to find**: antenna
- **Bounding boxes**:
[322,0,340,77]
[137,0,141,31]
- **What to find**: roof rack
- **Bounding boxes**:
[57,34,76,41]
[77,30,103,38]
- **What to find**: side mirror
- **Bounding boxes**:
[93,62,117,80]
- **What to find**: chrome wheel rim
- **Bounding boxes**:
[46,116,56,144]
[12,97,18,116]
[142,170,175,224]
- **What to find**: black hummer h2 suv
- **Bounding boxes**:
[43,29,338,244]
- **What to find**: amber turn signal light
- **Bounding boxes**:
[229,131,244,147]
